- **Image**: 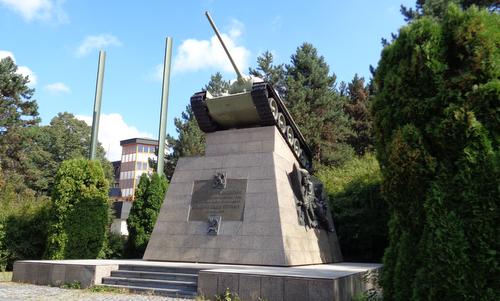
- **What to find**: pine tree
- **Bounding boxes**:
[401,0,499,21]
[249,51,286,95]
[156,74,231,179]
[0,57,40,178]
[203,72,229,96]
[285,43,353,166]
[344,74,373,155]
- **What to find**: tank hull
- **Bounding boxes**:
[191,82,313,171]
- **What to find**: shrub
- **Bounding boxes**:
[373,5,499,300]
[0,170,50,270]
[44,158,109,259]
[125,173,168,258]
[317,154,388,262]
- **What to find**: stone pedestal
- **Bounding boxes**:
[143,126,342,266]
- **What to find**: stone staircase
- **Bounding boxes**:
[100,264,200,298]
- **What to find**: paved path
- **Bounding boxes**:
[0,282,195,301]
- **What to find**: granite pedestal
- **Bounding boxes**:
[143,126,342,266]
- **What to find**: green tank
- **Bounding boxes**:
[190,12,313,171]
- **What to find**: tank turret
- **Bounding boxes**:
[190,12,313,171]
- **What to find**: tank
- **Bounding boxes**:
[190,12,313,171]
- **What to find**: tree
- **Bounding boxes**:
[317,154,388,262]
[44,159,109,259]
[344,74,373,155]
[285,43,353,166]
[0,57,39,136]
[0,57,40,180]
[249,51,286,95]
[204,72,230,96]
[154,74,229,179]
[401,0,499,21]
[125,173,167,258]
[373,6,499,300]
[16,112,112,194]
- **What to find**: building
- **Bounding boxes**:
[119,138,158,200]
[110,137,158,235]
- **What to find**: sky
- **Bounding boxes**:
[0,0,414,161]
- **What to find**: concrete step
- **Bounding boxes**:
[110,270,198,282]
[118,264,201,274]
[97,284,197,299]
[102,276,197,290]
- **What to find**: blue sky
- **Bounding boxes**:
[0,0,413,160]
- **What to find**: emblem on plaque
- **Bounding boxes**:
[212,172,227,189]
[207,215,222,235]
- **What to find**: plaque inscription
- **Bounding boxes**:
[189,179,247,221]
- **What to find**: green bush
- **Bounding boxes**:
[125,173,168,258]
[373,5,499,300]
[317,154,388,262]
[0,170,50,271]
[101,232,126,259]
[44,158,109,259]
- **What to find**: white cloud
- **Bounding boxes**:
[76,113,154,161]
[172,19,250,74]
[0,0,68,23]
[0,50,37,86]
[44,82,70,94]
[75,34,122,58]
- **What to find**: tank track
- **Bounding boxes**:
[190,91,218,132]
[251,82,313,171]
[190,83,313,171]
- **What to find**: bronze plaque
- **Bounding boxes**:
[189,179,247,221]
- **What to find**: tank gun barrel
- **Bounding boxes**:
[205,11,244,81]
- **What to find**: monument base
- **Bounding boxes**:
[13,259,381,301]
[144,126,342,266]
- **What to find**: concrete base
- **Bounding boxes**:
[144,126,342,266]
[12,259,381,300]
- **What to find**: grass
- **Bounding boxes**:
[87,285,129,294]
[0,271,13,282]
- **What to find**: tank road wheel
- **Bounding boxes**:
[277,113,286,133]
[268,98,278,120]
[286,126,294,145]
[293,139,301,156]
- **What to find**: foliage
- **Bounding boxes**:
[0,57,39,135]
[401,0,499,21]
[44,159,109,260]
[249,51,286,95]
[285,43,354,166]
[0,170,50,271]
[215,288,241,301]
[204,72,230,96]
[154,73,230,179]
[125,173,168,258]
[373,6,499,300]
[1,111,112,195]
[317,154,388,262]
[100,232,126,259]
[61,281,82,289]
[344,74,374,156]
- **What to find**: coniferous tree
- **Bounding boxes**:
[401,0,499,21]
[153,74,229,179]
[285,43,353,166]
[0,57,40,178]
[125,173,167,258]
[249,51,286,95]
[344,74,373,155]
[373,6,499,300]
